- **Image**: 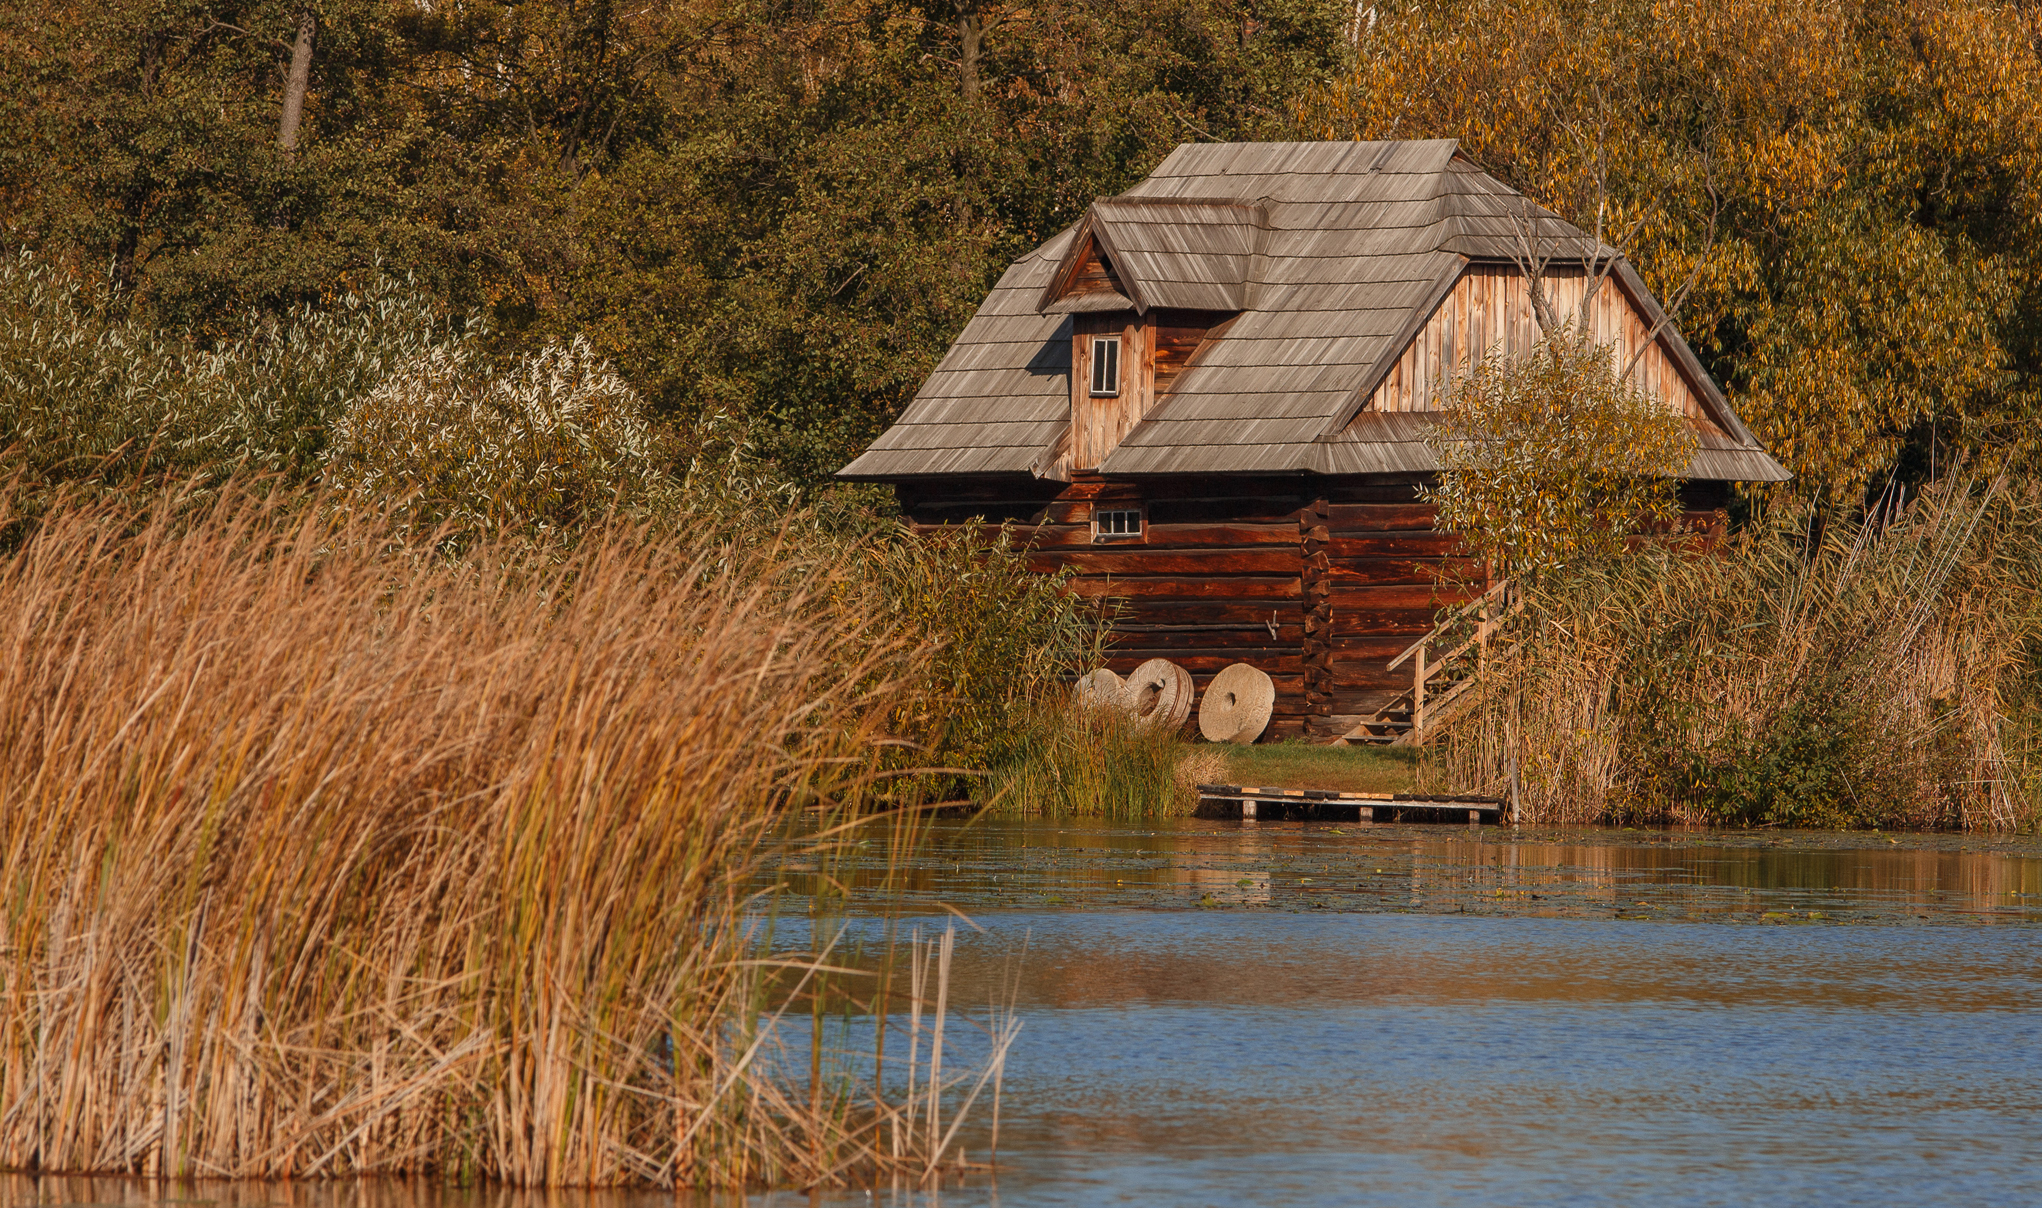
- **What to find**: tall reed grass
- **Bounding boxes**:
[985,702,1203,819]
[0,481,999,1188]
[1438,480,2042,828]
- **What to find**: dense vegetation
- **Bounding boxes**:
[5,0,2040,496]
[0,0,2039,830]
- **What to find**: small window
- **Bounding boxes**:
[1094,508,1142,538]
[1089,336,1121,397]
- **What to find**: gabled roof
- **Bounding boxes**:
[1040,198,1266,314]
[841,139,1787,483]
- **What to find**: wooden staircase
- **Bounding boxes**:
[1341,580,1519,746]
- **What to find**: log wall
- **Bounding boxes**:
[897,474,1732,743]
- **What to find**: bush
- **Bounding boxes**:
[1424,329,1697,578]
[847,521,1100,798]
[323,336,679,546]
[0,251,459,501]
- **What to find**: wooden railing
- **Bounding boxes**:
[1350,579,1518,745]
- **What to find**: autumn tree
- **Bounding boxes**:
[1423,331,1697,579]
[1312,0,2042,503]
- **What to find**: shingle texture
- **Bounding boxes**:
[840,139,1788,483]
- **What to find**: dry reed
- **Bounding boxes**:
[1436,479,2042,828]
[0,481,998,1188]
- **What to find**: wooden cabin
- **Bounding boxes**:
[839,140,1787,742]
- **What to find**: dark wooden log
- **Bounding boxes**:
[1020,522,1299,550]
[1330,584,1479,610]
[1145,498,1312,525]
[1324,559,1447,586]
[1320,480,1428,504]
[1324,502,1438,530]
[1106,655,1303,677]
[1037,549,1303,576]
[1327,533,1463,558]
[1103,632,1302,653]
[1330,609,1440,636]
[1065,576,1302,600]
[1330,635,1421,657]
[1102,600,1314,625]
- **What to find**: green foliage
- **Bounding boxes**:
[1423,329,1697,578]
[853,522,1099,788]
[0,252,458,498]
[2,0,1352,484]
[323,336,677,546]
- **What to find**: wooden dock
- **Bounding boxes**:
[1194,784,1507,824]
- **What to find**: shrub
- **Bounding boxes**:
[848,521,1100,797]
[323,336,679,546]
[0,251,459,500]
[1423,329,1698,579]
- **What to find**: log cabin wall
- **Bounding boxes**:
[897,475,1734,743]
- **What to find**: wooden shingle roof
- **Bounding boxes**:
[841,139,1787,483]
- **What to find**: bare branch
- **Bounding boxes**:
[1621,150,1721,379]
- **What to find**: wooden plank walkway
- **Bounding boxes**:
[1194,783,1507,824]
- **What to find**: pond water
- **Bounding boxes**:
[10,821,2039,1208]
[756,819,2042,1206]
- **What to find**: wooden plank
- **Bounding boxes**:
[1320,481,1427,505]
[1330,584,1479,610]
[1329,608,1441,636]
[1324,559,1448,586]
[1327,664,1422,691]
[1326,534,1462,558]
[1021,522,1298,550]
[1148,499,1311,525]
[1108,654,1304,676]
[1331,635,1427,657]
[1111,600,1313,626]
[1106,640,1301,661]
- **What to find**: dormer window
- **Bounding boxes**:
[1089,336,1121,397]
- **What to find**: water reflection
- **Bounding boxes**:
[791,819,2042,925]
[0,1176,729,1208]
[765,912,2042,1207]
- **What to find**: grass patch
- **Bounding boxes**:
[988,703,1193,819]
[1202,741,1420,795]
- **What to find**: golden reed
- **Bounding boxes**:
[0,482,961,1188]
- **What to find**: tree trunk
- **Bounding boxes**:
[958,0,980,99]
[114,33,167,298]
[277,8,316,154]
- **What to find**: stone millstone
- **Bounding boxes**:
[1198,662,1275,744]
[1073,667,1124,709]
[1119,658,1194,729]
